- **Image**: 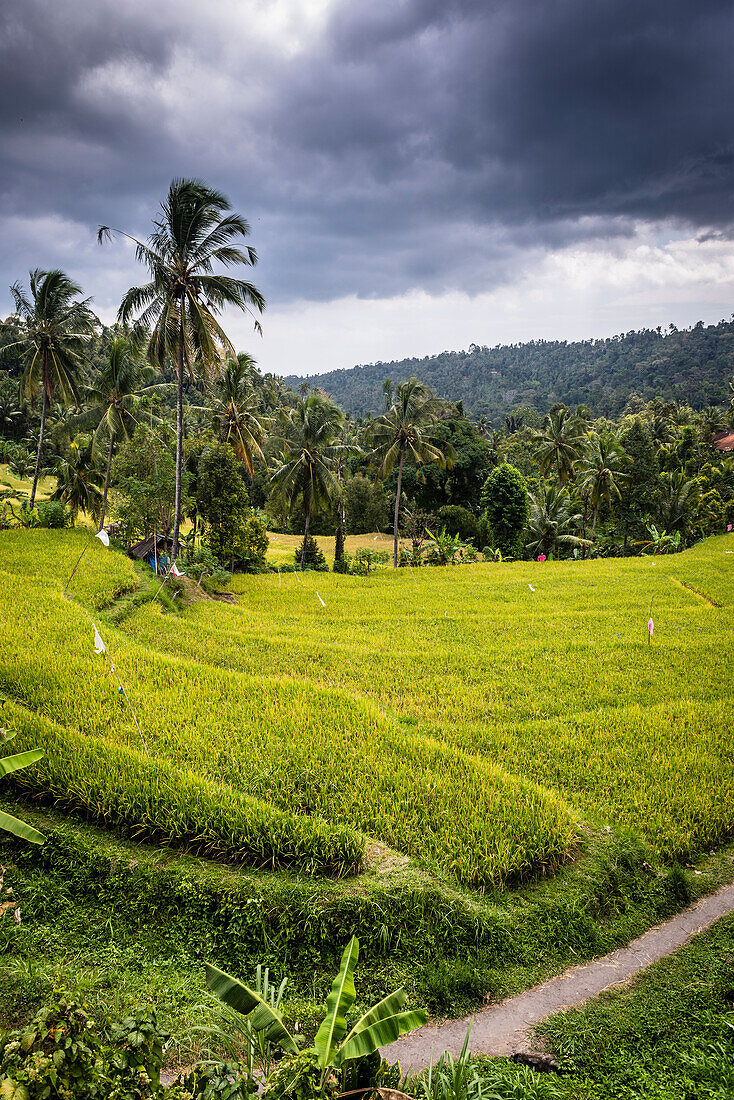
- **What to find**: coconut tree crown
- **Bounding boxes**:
[2,269,96,408]
[368,376,453,566]
[0,268,97,505]
[101,178,265,377]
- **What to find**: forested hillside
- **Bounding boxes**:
[287,319,734,422]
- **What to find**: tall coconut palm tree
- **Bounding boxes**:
[333,422,361,566]
[99,178,265,556]
[577,433,629,532]
[212,354,268,476]
[368,376,452,567]
[531,407,586,484]
[525,484,590,558]
[0,269,96,505]
[270,392,348,568]
[64,335,163,529]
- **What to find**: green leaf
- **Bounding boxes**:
[0,749,43,777]
[334,988,427,1067]
[314,935,359,1070]
[0,807,45,844]
[205,963,299,1054]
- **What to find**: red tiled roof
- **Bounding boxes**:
[714,431,734,452]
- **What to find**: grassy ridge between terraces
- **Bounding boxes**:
[120,535,734,862]
[0,530,575,887]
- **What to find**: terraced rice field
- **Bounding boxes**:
[1,529,733,890]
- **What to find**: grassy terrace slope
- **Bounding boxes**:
[1,530,733,891]
[1,531,573,888]
[123,535,734,861]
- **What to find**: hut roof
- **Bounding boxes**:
[714,430,734,453]
[129,533,173,560]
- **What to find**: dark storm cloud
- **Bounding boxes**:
[1,0,734,309]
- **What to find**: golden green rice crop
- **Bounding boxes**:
[0,530,575,887]
[120,534,734,862]
[2,528,733,887]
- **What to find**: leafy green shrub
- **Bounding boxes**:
[480,463,530,558]
[177,1060,253,1098]
[436,505,478,545]
[262,1050,333,1100]
[423,528,464,566]
[183,547,233,588]
[239,515,269,573]
[36,500,72,529]
[0,993,106,1099]
[295,534,327,571]
[109,1008,169,1095]
[343,548,389,575]
[199,442,250,566]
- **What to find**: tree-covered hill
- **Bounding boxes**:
[286,319,734,422]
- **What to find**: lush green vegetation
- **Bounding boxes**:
[289,318,734,421]
[534,911,734,1098]
[2,176,734,1096]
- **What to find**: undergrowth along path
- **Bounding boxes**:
[381,880,734,1070]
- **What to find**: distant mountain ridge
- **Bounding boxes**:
[284,319,734,422]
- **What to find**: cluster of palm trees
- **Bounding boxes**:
[525,405,629,555]
[4,176,728,565]
[0,178,455,566]
[269,377,453,567]
[521,397,731,556]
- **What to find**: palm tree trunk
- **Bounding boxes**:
[393,446,406,568]
[301,500,311,569]
[581,491,589,559]
[98,431,114,531]
[30,381,47,508]
[334,497,345,564]
[172,316,185,558]
[334,460,345,564]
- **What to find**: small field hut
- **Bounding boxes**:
[129,533,174,574]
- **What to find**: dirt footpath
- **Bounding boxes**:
[381,881,734,1071]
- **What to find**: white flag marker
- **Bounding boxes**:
[171,561,184,577]
[316,591,326,607]
[95,529,110,547]
[528,584,536,592]
[92,624,106,654]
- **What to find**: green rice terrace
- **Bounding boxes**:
[1,527,733,1062]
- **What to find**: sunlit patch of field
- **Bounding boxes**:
[265,529,393,566]
[0,463,55,506]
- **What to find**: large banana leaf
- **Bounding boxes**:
[205,963,299,1054]
[0,807,45,844]
[315,935,359,1069]
[334,988,427,1067]
[0,749,44,777]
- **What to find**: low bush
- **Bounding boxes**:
[294,534,328,571]
[183,546,233,588]
[36,500,72,529]
[436,505,479,545]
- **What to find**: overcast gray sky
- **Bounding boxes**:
[2,0,734,376]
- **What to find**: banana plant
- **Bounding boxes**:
[207,936,427,1084]
[0,728,45,844]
